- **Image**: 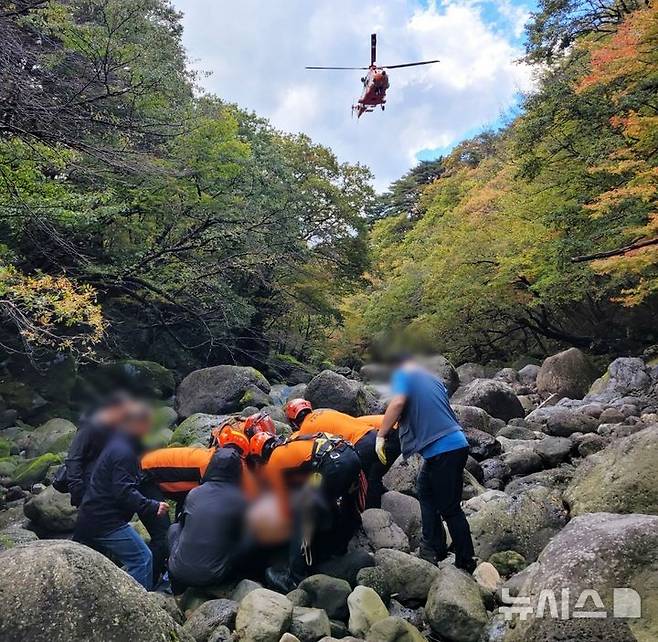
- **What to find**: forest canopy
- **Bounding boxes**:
[338,0,657,364]
[0,0,372,373]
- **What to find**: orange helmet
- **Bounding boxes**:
[243,412,276,439]
[217,427,250,457]
[285,398,312,426]
[249,431,276,459]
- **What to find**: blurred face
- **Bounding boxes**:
[99,399,152,437]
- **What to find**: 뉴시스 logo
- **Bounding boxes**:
[499,587,642,621]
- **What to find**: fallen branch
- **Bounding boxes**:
[571,237,658,263]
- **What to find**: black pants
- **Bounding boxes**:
[139,479,171,585]
[416,446,475,572]
[354,430,401,509]
[289,447,362,582]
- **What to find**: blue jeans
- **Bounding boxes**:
[93,524,153,589]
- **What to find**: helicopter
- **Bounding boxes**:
[306,34,439,118]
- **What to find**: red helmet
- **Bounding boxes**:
[249,431,276,458]
[217,427,250,457]
[285,398,312,425]
[243,412,276,439]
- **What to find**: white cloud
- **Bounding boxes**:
[172,0,535,190]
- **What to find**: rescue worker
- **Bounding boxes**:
[75,399,169,589]
[285,400,400,508]
[249,431,363,592]
[167,447,248,594]
[377,355,476,573]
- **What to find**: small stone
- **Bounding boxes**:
[473,562,501,592]
[348,586,389,638]
[290,606,331,642]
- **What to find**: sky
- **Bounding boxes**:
[170,0,537,190]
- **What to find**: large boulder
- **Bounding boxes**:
[0,540,190,642]
[374,549,439,605]
[468,486,568,562]
[456,363,490,386]
[381,491,422,549]
[419,355,460,396]
[298,575,352,621]
[170,413,227,445]
[452,379,524,422]
[382,455,422,496]
[11,453,62,488]
[425,565,488,642]
[23,418,77,457]
[234,588,293,642]
[536,348,598,400]
[23,486,77,534]
[348,586,389,637]
[588,356,654,401]
[465,427,501,460]
[304,370,368,416]
[0,525,38,551]
[564,425,658,516]
[181,599,238,642]
[452,405,496,435]
[524,405,598,437]
[176,366,270,418]
[360,509,410,552]
[503,513,658,642]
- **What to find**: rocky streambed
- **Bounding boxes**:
[1,348,657,641]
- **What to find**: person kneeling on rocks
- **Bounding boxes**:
[378,354,476,573]
[249,431,363,593]
[167,445,248,595]
[285,399,400,508]
[74,399,169,590]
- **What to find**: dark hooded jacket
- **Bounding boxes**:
[167,448,247,587]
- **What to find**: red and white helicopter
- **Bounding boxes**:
[306,34,439,118]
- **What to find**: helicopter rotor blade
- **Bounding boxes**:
[371,33,377,66]
[305,66,369,70]
[381,60,440,69]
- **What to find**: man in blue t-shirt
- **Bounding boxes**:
[377,356,476,573]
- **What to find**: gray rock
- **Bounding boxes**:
[587,356,652,400]
[360,509,410,552]
[488,550,527,577]
[468,486,568,562]
[182,599,238,642]
[500,448,543,476]
[494,368,519,385]
[503,465,575,494]
[525,405,598,437]
[149,592,184,624]
[365,616,425,642]
[452,404,495,435]
[23,418,77,458]
[207,626,231,642]
[170,413,228,445]
[305,370,368,416]
[348,586,389,638]
[503,512,658,642]
[518,364,540,386]
[356,566,391,605]
[381,492,422,549]
[290,606,331,642]
[480,458,511,485]
[23,486,77,533]
[231,579,263,602]
[456,363,489,385]
[382,455,422,496]
[287,588,312,607]
[373,549,439,605]
[234,588,293,642]
[452,379,524,422]
[425,565,488,642]
[0,540,190,642]
[532,436,572,467]
[574,432,608,457]
[298,575,352,621]
[598,406,626,424]
[0,525,38,551]
[536,348,598,400]
[176,365,270,418]
[238,385,272,409]
[465,427,501,460]
[565,424,658,515]
[495,424,538,440]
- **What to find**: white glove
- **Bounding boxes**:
[375,436,387,465]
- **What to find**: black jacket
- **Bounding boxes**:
[75,432,159,539]
[168,448,247,587]
[63,420,111,507]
